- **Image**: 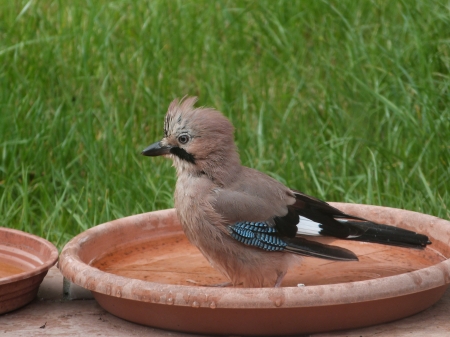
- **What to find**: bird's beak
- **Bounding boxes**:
[141,141,172,157]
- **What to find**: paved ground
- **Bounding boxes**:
[1,267,450,336]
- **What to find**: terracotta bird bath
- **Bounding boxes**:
[0,228,59,314]
[59,203,450,335]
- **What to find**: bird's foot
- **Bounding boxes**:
[205,281,233,287]
[185,279,200,285]
[274,271,287,288]
[185,279,233,287]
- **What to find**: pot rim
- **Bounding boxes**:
[0,227,59,285]
[59,204,450,309]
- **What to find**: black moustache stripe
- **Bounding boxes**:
[170,147,196,164]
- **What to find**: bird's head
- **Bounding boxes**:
[142,97,241,183]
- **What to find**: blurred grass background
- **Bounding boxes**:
[0,0,449,248]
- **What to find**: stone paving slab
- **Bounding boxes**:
[1,266,449,336]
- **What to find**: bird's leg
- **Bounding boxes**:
[274,271,287,288]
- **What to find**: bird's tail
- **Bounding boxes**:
[324,219,431,249]
[290,190,431,249]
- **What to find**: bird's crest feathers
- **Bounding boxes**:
[162,97,240,184]
[164,96,199,137]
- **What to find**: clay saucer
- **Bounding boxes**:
[0,228,59,314]
[59,203,450,335]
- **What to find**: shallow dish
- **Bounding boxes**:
[59,204,450,335]
[0,228,59,314]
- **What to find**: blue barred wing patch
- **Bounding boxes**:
[228,221,287,252]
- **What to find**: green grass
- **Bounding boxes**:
[1,0,449,249]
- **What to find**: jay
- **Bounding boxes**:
[142,97,431,288]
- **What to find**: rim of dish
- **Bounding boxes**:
[0,228,59,285]
[59,205,450,309]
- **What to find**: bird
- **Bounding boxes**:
[141,97,431,288]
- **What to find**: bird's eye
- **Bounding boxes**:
[178,134,190,144]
